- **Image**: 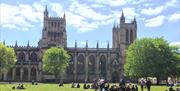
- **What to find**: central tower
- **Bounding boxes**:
[38,6,67,48]
[112,11,137,75]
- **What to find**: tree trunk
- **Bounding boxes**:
[156,76,160,85]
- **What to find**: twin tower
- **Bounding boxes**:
[38,6,137,49]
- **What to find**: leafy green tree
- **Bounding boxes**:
[124,38,180,84]
[168,46,180,78]
[0,43,16,75]
[43,47,70,82]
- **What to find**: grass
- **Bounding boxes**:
[0,83,179,91]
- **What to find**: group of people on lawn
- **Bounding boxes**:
[11,80,38,90]
[10,78,179,91]
[70,78,140,91]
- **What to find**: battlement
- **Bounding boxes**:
[7,45,38,49]
[48,16,65,21]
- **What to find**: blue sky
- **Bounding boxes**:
[0,0,180,48]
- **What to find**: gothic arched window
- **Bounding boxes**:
[99,55,106,76]
[126,29,129,43]
[18,52,25,61]
[77,55,85,74]
[88,55,95,75]
[29,52,37,61]
[130,29,133,43]
[67,55,74,74]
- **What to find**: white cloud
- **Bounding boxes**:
[123,8,138,18]
[143,3,153,7]
[145,15,165,27]
[80,42,86,45]
[141,6,164,16]
[65,11,99,33]
[2,24,17,29]
[91,4,104,8]
[0,3,43,31]
[131,0,147,5]
[33,2,44,12]
[165,0,178,7]
[169,13,180,22]
[51,3,64,16]
[69,1,111,21]
[51,1,115,33]
[170,42,180,47]
[1,1,127,33]
[89,0,126,6]
[101,19,114,25]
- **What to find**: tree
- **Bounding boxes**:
[43,47,70,82]
[0,43,16,75]
[168,46,180,79]
[124,38,180,84]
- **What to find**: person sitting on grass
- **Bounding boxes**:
[83,83,87,89]
[16,83,21,89]
[71,82,75,88]
[169,86,175,91]
[109,85,119,91]
[17,83,25,89]
[32,80,35,85]
[77,83,80,88]
[35,82,38,85]
[20,83,25,89]
[104,83,110,91]
[12,86,15,89]
[59,82,63,87]
[86,84,90,89]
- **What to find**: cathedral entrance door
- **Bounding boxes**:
[31,67,37,81]
[112,71,119,83]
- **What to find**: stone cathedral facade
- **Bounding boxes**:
[1,6,137,82]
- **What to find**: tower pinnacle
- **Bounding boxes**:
[120,10,125,23]
[44,5,48,18]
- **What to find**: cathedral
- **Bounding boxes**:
[1,6,137,82]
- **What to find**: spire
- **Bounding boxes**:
[113,21,116,30]
[44,5,48,17]
[133,16,136,23]
[15,40,18,47]
[120,10,125,23]
[121,10,124,18]
[96,40,99,49]
[45,5,48,12]
[107,41,109,49]
[116,24,119,28]
[27,41,30,47]
[86,40,88,49]
[3,40,5,45]
[75,40,77,49]
[63,12,66,19]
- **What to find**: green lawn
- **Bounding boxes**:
[0,83,179,91]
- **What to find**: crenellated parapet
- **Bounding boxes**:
[48,16,65,20]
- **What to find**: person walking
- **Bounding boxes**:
[140,79,145,91]
[146,79,152,91]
